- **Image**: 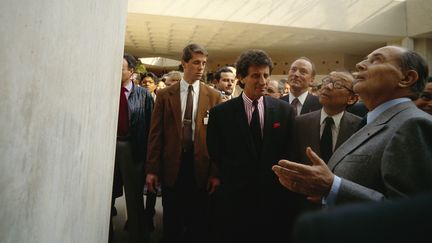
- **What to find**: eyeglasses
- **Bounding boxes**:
[321,77,353,92]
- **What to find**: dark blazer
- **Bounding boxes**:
[295,110,361,164]
[281,92,322,115]
[146,81,221,188]
[207,95,299,242]
[293,192,432,243]
[328,101,432,205]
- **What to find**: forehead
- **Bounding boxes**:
[143,77,154,82]
[368,46,404,60]
[188,52,207,62]
[291,59,312,70]
[220,72,235,78]
[247,65,270,75]
[122,59,129,68]
[268,80,278,88]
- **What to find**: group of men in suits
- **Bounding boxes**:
[114,44,432,243]
[273,46,432,221]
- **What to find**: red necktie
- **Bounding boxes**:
[117,87,129,136]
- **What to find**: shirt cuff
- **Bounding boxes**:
[322,175,341,207]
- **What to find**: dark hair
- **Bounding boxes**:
[400,50,429,96]
[295,56,316,77]
[141,72,159,84]
[123,53,137,70]
[182,43,208,62]
[235,49,273,79]
[214,67,234,81]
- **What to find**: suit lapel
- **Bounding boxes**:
[328,102,412,170]
[234,96,257,157]
[195,83,209,140]
[262,96,275,156]
[168,83,182,138]
[310,111,321,155]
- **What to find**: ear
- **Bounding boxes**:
[181,60,186,69]
[347,93,359,106]
[399,70,418,88]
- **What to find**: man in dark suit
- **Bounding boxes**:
[281,57,322,115]
[273,46,432,206]
[207,49,298,243]
[146,44,221,243]
[110,53,154,243]
[295,71,361,164]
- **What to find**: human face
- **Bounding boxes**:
[216,72,235,95]
[242,65,270,100]
[283,82,290,94]
[415,82,432,115]
[319,76,356,113]
[141,77,157,93]
[354,46,405,108]
[182,53,207,83]
[121,59,133,84]
[266,80,281,98]
[288,59,314,94]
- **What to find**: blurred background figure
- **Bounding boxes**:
[140,72,159,101]
[266,79,284,98]
[280,78,290,96]
[165,70,183,87]
[415,77,432,115]
[214,66,236,102]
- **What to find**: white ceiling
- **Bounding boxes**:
[124,0,428,64]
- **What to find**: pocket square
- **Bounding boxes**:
[273,122,280,128]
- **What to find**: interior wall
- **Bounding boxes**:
[0,0,127,242]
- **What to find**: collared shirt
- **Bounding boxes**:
[366,98,411,124]
[180,79,200,140]
[289,91,309,116]
[324,98,412,207]
[242,92,264,134]
[320,109,344,152]
[123,80,133,99]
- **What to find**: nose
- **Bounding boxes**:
[356,60,367,71]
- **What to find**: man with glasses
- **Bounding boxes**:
[294,71,361,165]
[273,46,432,208]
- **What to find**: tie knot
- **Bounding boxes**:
[325,116,334,125]
[252,99,259,107]
[188,85,193,92]
[291,98,300,105]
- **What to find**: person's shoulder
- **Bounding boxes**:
[200,83,220,97]
[296,110,320,123]
[344,110,362,121]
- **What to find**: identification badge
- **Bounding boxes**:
[203,117,209,125]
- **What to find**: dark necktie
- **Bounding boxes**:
[117,87,129,136]
[320,116,334,163]
[250,99,262,154]
[182,85,194,152]
[291,98,300,116]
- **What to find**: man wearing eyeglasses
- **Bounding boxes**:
[294,71,361,165]
[273,46,432,208]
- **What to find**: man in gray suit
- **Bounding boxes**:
[273,46,432,206]
[295,71,361,165]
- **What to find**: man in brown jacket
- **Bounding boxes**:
[146,43,221,243]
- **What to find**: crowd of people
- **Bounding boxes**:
[110,43,432,243]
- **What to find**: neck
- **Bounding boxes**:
[291,89,307,98]
[323,106,345,116]
[184,78,197,85]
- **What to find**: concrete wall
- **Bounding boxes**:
[0,1,127,242]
